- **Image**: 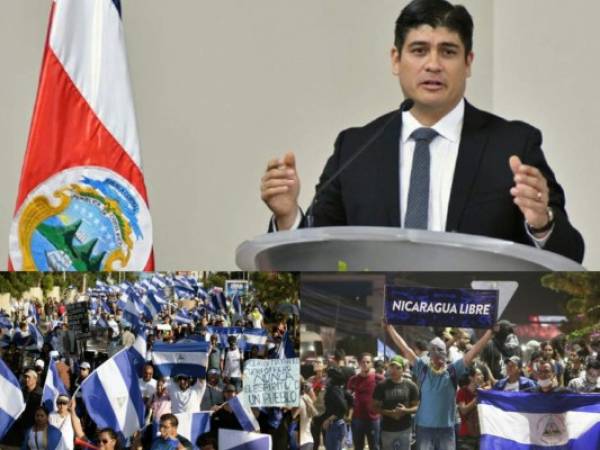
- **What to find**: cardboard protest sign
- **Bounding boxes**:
[385,286,498,329]
[243,358,300,407]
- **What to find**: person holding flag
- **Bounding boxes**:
[384,320,494,450]
[48,396,85,450]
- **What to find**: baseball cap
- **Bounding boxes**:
[80,362,91,370]
[505,355,522,367]
[389,355,406,368]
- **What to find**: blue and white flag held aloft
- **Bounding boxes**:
[477,389,600,449]
[219,428,272,450]
[152,341,209,378]
[243,328,268,348]
[42,358,69,412]
[0,359,26,440]
[229,392,260,432]
[377,339,398,359]
[81,348,145,441]
[175,412,211,447]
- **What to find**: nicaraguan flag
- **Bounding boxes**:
[219,428,272,450]
[207,326,243,348]
[175,412,211,447]
[0,358,26,440]
[129,328,147,375]
[478,389,600,449]
[243,328,268,348]
[174,309,194,325]
[377,338,398,359]
[0,314,13,330]
[152,341,209,378]
[232,295,243,316]
[9,0,153,271]
[27,323,44,350]
[42,358,69,412]
[229,392,260,432]
[81,348,145,441]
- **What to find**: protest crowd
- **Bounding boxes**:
[0,274,300,450]
[299,320,600,450]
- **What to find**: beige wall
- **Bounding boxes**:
[0,1,596,269]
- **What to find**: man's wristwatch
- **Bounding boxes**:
[527,207,555,234]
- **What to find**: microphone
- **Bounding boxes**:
[304,98,414,227]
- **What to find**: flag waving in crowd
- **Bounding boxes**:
[0,272,300,448]
[9,0,153,271]
[478,389,600,449]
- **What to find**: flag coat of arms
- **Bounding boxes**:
[477,389,600,449]
[9,0,153,271]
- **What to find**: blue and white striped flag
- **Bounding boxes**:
[0,314,13,330]
[0,359,26,440]
[152,341,209,378]
[219,428,272,450]
[377,338,398,359]
[175,412,211,447]
[207,326,243,348]
[232,295,243,316]
[81,348,145,441]
[478,389,600,449]
[174,309,194,325]
[229,392,260,432]
[28,323,44,350]
[42,358,69,412]
[243,328,268,348]
[130,328,147,376]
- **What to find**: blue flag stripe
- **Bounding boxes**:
[478,389,600,414]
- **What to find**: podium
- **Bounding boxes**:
[236,227,584,271]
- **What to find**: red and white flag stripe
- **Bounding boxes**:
[10,0,153,271]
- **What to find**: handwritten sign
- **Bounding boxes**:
[243,358,300,407]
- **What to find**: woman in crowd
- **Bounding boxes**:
[22,406,63,450]
[97,428,122,450]
[321,367,352,450]
[48,395,85,449]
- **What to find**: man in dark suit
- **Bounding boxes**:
[260,0,584,263]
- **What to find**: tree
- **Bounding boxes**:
[541,273,600,339]
[41,273,55,293]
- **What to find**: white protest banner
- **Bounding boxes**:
[243,358,300,407]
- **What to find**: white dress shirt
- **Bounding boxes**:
[400,99,463,230]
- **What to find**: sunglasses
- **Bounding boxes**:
[57,401,69,405]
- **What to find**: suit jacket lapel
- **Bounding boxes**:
[446,101,490,231]
[377,112,403,227]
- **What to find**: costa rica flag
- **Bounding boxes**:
[9,0,153,271]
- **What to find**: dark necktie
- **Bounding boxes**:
[404,127,438,229]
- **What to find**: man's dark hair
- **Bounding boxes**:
[394,0,474,59]
[587,359,600,371]
[359,352,373,362]
[160,413,178,427]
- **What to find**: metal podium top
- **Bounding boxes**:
[236,227,584,271]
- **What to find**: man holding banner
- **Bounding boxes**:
[384,321,494,450]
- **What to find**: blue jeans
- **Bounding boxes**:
[416,426,455,450]
[352,418,380,450]
[381,428,411,450]
[325,419,346,450]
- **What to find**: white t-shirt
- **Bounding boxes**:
[222,347,242,378]
[49,412,74,450]
[139,378,157,400]
[166,379,206,414]
[504,381,520,392]
[299,396,314,446]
